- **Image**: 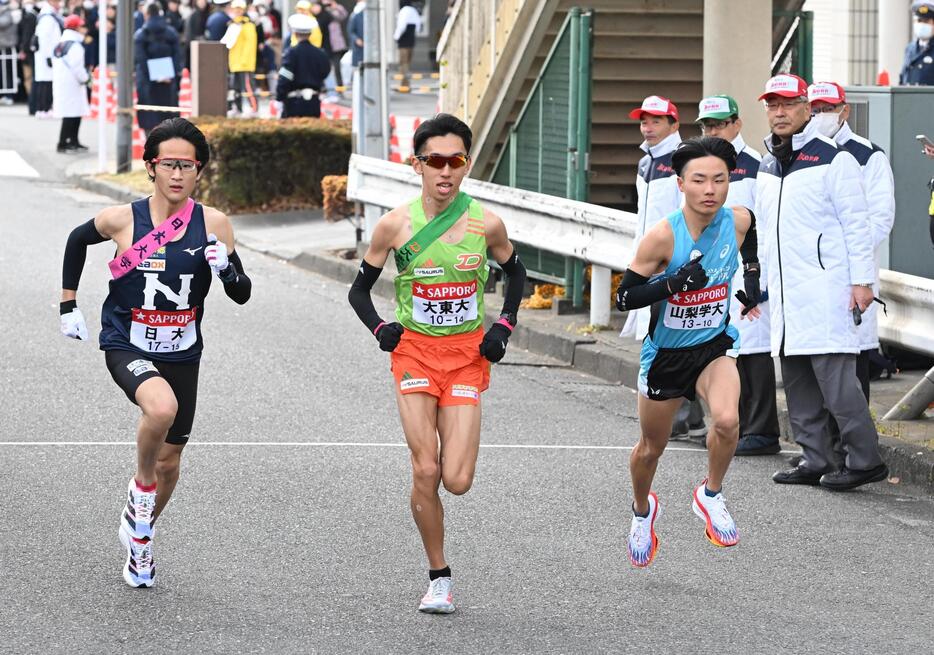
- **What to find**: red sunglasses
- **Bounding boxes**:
[150,157,201,172]
[413,154,469,169]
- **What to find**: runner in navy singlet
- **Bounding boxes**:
[59,118,252,587]
[615,137,762,567]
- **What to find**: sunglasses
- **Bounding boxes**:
[150,157,201,172]
[413,154,469,169]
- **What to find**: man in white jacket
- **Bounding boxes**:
[757,74,888,491]
[32,0,62,117]
[807,81,895,400]
[697,95,780,456]
[52,13,89,153]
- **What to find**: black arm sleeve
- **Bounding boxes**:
[497,249,526,323]
[348,259,386,334]
[616,268,672,312]
[739,209,759,266]
[221,251,251,305]
[63,219,108,290]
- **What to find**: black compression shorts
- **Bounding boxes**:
[642,331,735,401]
[104,350,200,445]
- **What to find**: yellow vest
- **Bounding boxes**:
[290,25,323,49]
[228,17,258,73]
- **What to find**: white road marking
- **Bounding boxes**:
[0,440,802,454]
[0,150,40,178]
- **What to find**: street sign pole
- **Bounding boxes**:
[116,0,134,173]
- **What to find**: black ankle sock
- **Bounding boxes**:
[632,502,649,519]
[429,566,451,581]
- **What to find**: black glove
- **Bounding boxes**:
[668,255,708,293]
[375,321,403,352]
[734,263,761,315]
[46,57,52,68]
[479,323,511,363]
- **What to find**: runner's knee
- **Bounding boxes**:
[442,473,473,496]
[710,409,739,438]
[412,458,441,488]
[143,395,178,429]
[634,437,666,462]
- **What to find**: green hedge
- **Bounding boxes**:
[193,117,352,213]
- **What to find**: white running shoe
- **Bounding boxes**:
[418,577,455,614]
[120,522,155,587]
[692,480,739,547]
[627,491,660,567]
[121,478,156,539]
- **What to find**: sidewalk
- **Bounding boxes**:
[65,174,934,493]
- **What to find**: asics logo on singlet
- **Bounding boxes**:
[720,244,730,259]
[183,246,203,256]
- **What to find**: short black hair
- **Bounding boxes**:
[145,1,162,18]
[671,136,736,177]
[412,113,472,156]
[143,117,210,179]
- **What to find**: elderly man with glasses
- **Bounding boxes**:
[754,74,888,491]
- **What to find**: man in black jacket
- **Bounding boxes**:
[275,12,329,118]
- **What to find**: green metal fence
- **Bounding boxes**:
[490,7,593,307]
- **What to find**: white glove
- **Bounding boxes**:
[61,307,89,341]
[205,233,230,277]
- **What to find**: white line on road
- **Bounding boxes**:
[0,440,803,454]
[0,150,40,178]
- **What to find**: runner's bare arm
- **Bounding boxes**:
[616,222,703,313]
[483,210,514,265]
[731,206,753,249]
[628,220,675,278]
[204,206,235,253]
[362,209,406,269]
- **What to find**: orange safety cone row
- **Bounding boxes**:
[132,125,146,160]
[179,68,192,116]
[89,67,99,119]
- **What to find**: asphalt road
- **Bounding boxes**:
[1,111,933,655]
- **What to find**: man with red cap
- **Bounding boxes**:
[622,96,707,444]
[756,74,888,491]
[808,81,894,402]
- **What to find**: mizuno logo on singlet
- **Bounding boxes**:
[183,246,203,256]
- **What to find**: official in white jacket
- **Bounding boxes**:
[52,14,89,153]
[808,81,895,400]
[32,0,63,116]
[697,95,780,456]
[757,74,888,491]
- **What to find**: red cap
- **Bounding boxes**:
[807,81,846,105]
[628,95,679,121]
[758,74,809,101]
[64,15,85,30]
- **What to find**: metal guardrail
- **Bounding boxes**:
[348,154,934,353]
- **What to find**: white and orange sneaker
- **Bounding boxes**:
[627,491,660,568]
[121,477,156,540]
[119,522,155,587]
[418,577,455,614]
[692,480,739,547]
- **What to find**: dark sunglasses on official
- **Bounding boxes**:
[150,157,201,172]
[413,153,469,170]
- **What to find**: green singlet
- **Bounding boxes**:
[394,194,489,336]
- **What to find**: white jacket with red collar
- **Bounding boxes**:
[756,119,875,357]
[833,121,895,351]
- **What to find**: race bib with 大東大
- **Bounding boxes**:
[411,280,478,327]
[663,282,728,330]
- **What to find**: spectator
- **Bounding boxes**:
[164,0,183,34]
[225,0,256,115]
[133,0,144,30]
[0,0,18,106]
[393,0,419,88]
[182,0,208,68]
[756,74,889,491]
[696,94,778,456]
[250,0,277,95]
[81,0,99,70]
[51,13,88,152]
[348,0,363,68]
[285,0,321,50]
[18,1,39,111]
[204,0,230,41]
[901,1,934,85]
[321,0,345,92]
[275,12,329,118]
[134,1,181,135]
[32,0,63,118]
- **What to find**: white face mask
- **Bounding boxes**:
[811,111,843,138]
[915,21,934,40]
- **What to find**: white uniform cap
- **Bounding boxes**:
[288,13,316,33]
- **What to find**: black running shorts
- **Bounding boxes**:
[641,331,735,401]
[104,350,200,445]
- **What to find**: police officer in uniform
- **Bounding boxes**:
[275,13,331,118]
[900,1,934,85]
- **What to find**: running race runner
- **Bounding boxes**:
[348,113,527,613]
[59,118,252,588]
[615,136,761,567]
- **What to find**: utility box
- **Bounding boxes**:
[845,85,934,279]
[190,41,228,117]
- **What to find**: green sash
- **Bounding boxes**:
[394,192,472,273]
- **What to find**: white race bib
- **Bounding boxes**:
[663,282,728,330]
[411,280,478,327]
[130,307,198,353]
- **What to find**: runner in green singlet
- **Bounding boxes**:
[348,114,527,613]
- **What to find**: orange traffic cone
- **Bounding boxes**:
[179,68,192,116]
[876,69,890,86]
[89,68,99,119]
[132,112,145,160]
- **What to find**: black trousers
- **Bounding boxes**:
[58,116,82,148]
[737,352,780,438]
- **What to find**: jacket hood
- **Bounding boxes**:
[61,28,83,42]
[144,15,168,35]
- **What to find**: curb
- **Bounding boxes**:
[64,172,934,496]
